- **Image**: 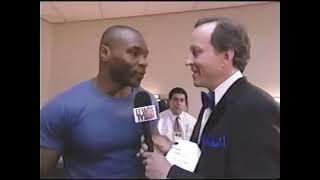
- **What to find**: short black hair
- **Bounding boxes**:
[169,87,188,102]
[194,17,251,73]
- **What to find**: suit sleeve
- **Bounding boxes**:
[167,165,203,179]
[226,99,280,178]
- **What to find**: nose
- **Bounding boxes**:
[138,56,148,67]
[185,54,193,67]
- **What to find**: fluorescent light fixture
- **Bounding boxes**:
[153,94,160,99]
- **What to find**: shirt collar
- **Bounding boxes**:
[169,109,183,119]
[212,71,243,105]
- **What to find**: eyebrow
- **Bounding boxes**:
[173,97,185,100]
[128,46,149,54]
[190,45,201,51]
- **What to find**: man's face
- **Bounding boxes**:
[186,23,224,89]
[108,31,149,87]
[169,93,187,116]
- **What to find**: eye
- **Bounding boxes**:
[132,51,139,57]
[192,50,199,58]
[143,52,148,58]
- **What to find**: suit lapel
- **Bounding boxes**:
[201,77,249,143]
[190,107,206,143]
[195,77,250,177]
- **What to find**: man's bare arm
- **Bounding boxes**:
[40,148,61,178]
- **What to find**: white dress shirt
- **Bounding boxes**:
[197,71,243,143]
[158,109,197,142]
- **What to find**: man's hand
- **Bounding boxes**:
[153,135,174,154]
[142,151,173,179]
[136,135,174,179]
[137,135,173,157]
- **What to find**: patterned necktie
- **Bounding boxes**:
[190,91,215,143]
[173,116,183,141]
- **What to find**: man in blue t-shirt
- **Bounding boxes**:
[40,25,159,179]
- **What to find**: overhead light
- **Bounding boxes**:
[153,94,160,101]
[274,96,280,103]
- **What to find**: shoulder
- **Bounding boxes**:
[227,82,279,128]
[160,109,172,118]
[233,80,278,112]
[158,110,172,128]
[41,80,94,124]
[45,80,93,104]
[182,112,197,121]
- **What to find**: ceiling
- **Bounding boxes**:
[40,1,270,24]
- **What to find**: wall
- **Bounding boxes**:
[40,2,280,117]
[40,19,53,107]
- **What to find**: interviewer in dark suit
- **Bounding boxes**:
[138,17,280,179]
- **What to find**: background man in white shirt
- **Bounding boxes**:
[157,87,197,142]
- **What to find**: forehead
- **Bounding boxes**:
[190,22,217,49]
[171,93,186,100]
[116,30,148,51]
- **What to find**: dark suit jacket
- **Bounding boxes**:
[167,77,280,179]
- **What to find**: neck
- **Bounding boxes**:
[209,68,238,91]
[93,72,132,98]
[171,110,183,116]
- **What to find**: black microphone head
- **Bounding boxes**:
[134,91,152,108]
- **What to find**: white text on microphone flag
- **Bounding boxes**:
[133,105,157,123]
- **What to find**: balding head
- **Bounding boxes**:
[97,25,149,88]
[100,25,143,49]
[193,17,251,73]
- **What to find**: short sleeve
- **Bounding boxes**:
[40,98,67,151]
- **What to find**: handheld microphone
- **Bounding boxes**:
[133,91,157,152]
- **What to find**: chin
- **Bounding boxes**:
[193,80,201,87]
[193,80,206,88]
[130,80,141,87]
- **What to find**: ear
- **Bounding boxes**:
[225,50,235,62]
[100,45,111,62]
[221,50,235,66]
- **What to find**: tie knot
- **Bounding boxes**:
[201,91,215,109]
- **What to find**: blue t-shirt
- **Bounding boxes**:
[40,80,159,179]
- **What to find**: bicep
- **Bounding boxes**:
[40,99,67,150]
[40,148,61,177]
[40,98,68,177]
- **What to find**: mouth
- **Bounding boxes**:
[135,72,145,79]
[191,66,200,77]
[192,71,199,75]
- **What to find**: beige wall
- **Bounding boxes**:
[40,19,53,107]
[40,2,280,117]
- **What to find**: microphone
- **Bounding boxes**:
[133,91,157,152]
